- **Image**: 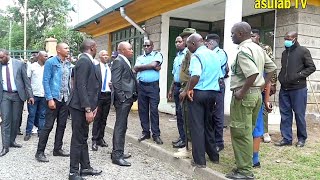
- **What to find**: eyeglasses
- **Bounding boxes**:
[143,45,151,47]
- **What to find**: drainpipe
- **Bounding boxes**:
[120,7,149,41]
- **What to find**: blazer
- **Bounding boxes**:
[0,58,33,103]
[111,55,137,103]
[67,54,101,111]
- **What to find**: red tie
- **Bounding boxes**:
[6,65,13,92]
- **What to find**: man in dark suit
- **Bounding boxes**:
[111,41,137,166]
[67,39,102,180]
[0,49,34,157]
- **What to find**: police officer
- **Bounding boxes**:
[204,34,228,152]
[226,22,276,179]
[168,36,187,148]
[134,40,163,144]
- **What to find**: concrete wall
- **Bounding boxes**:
[275,5,320,114]
[93,34,109,55]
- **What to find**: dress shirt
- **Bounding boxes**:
[2,58,17,92]
[100,62,111,92]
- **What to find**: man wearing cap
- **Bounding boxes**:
[134,40,163,145]
[173,27,196,159]
[204,33,228,152]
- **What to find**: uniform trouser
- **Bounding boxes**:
[230,90,261,175]
[92,92,111,142]
[1,92,24,148]
[37,99,69,153]
[138,81,160,137]
[173,83,185,142]
[112,99,133,159]
[182,99,191,147]
[212,83,225,148]
[279,87,307,142]
[189,90,219,166]
[69,107,90,173]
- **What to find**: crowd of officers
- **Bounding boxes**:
[0,20,315,180]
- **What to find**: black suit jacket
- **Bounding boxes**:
[111,55,137,103]
[67,54,101,111]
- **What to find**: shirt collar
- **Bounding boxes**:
[194,45,206,53]
[84,53,94,63]
[238,39,252,49]
[143,51,155,57]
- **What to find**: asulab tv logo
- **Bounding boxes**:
[255,0,308,9]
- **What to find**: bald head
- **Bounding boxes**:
[118,41,133,59]
[80,39,97,58]
[37,51,48,64]
[186,33,204,53]
[231,22,252,44]
[56,43,70,60]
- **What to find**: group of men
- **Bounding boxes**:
[0,19,315,180]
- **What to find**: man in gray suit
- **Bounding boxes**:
[0,49,34,157]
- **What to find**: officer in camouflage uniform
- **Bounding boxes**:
[226,22,276,179]
[251,29,277,143]
[173,28,196,159]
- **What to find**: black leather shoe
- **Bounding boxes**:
[191,160,206,168]
[24,134,31,141]
[153,136,163,145]
[10,142,22,148]
[0,148,9,157]
[226,169,254,179]
[69,173,85,180]
[53,149,70,157]
[97,139,108,147]
[172,138,181,145]
[216,145,224,152]
[296,141,305,147]
[138,134,150,142]
[35,152,49,162]
[275,139,292,147]
[253,162,261,168]
[17,130,23,135]
[92,141,98,151]
[112,158,131,166]
[80,167,102,176]
[172,140,185,148]
[123,153,132,159]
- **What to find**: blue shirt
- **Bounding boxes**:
[189,45,222,91]
[172,48,187,83]
[135,51,163,82]
[213,47,228,78]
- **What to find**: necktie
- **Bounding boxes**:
[6,65,13,92]
[102,66,108,92]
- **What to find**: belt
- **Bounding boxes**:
[3,90,18,93]
[232,87,261,94]
[100,92,111,96]
[139,81,159,86]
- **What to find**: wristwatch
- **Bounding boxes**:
[85,108,91,113]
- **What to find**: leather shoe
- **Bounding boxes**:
[253,162,261,168]
[69,173,85,180]
[138,134,150,142]
[112,158,131,166]
[17,130,23,135]
[172,140,185,148]
[35,152,49,162]
[153,136,163,145]
[296,141,305,147]
[123,153,132,159]
[275,139,292,147]
[53,149,70,157]
[97,139,108,147]
[24,134,31,141]
[80,167,102,176]
[172,138,181,145]
[10,142,22,148]
[92,141,98,151]
[216,145,224,152]
[0,148,9,157]
[226,169,254,179]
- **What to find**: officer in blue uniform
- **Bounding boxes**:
[186,33,221,167]
[134,40,163,145]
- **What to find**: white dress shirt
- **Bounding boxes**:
[100,62,111,92]
[2,58,17,92]
[27,61,45,97]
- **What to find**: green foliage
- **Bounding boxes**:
[0,0,86,55]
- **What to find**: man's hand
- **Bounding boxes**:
[85,111,94,124]
[234,89,245,100]
[48,99,56,110]
[187,90,194,102]
[179,91,187,102]
[265,102,273,112]
[92,107,98,118]
[154,66,161,71]
[28,98,35,105]
[168,90,173,101]
[270,84,276,96]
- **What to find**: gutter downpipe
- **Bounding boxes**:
[120,7,149,41]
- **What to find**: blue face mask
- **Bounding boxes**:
[284,39,295,48]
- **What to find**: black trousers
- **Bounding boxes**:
[92,92,111,142]
[37,99,68,153]
[69,107,90,173]
[112,99,133,159]
[189,90,219,165]
[212,81,225,148]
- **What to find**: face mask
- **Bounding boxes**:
[284,38,295,48]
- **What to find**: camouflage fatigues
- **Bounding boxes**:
[259,42,277,85]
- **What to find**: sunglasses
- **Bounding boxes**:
[143,45,151,47]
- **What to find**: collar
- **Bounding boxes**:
[238,39,253,49]
[213,46,220,53]
[178,48,188,55]
[143,51,156,57]
[286,41,300,51]
[118,54,130,62]
[194,45,207,53]
[83,53,94,63]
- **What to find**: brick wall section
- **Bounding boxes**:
[93,34,109,54]
[275,5,320,113]
[145,16,162,51]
